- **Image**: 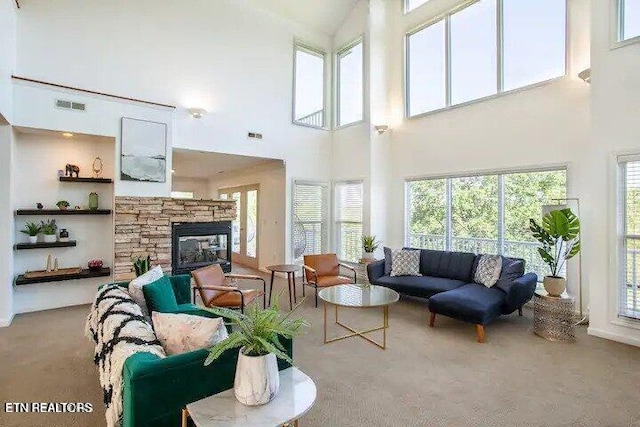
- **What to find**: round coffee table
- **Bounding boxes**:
[318,284,399,350]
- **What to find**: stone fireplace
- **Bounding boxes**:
[114,197,236,281]
[171,221,232,275]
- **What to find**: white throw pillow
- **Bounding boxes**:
[152,312,229,356]
[474,255,503,288]
[128,266,165,317]
[390,249,421,277]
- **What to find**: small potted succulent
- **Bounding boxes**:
[40,219,58,243]
[132,255,151,277]
[20,222,41,244]
[56,200,70,210]
[362,235,381,261]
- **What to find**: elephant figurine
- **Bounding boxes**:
[65,164,80,178]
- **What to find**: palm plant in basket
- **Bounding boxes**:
[204,296,308,406]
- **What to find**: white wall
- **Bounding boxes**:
[587,0,640,346]
[171,177,210,199]
[0,124,16,325]
[208,163,287,270]
[12,131,115,313]
[0,0,17,122]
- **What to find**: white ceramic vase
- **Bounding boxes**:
[543,276,566,297]
[363,251,375,261]
[28,235,38,244]
[234,348,279,406]
[43,234,57,243]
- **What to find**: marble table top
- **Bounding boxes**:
[318,284,400,308]
[187,367,316,427]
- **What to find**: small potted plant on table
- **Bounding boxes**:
[56,200,70,210]
[529,208,581,296]
[362,235,380,261]
[40,219,58,243]
[204,298,308,406]
[20,222,41,244]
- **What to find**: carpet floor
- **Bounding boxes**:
[1,268,639,427]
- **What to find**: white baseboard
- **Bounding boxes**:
[0,312,15,327]
[588,326,640,347]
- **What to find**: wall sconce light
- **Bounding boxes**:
[374,125,389,134]
[578,68,591,84]
[188,108,207,119]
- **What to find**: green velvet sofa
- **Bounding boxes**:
[108,275,293,427]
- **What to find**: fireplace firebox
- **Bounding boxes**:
[171,222,232,275]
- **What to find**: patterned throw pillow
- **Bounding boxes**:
[152,312,229,356]
[474,255,503,288]
[128,265,164,317]
[390,249,421,277]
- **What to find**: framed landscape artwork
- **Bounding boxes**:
[120,117,167,182]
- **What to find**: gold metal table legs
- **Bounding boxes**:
[323,302,390,349]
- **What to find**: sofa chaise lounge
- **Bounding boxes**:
[367,249,537,342]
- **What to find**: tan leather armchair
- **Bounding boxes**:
[191,264,266,313]
[302,253,356,307]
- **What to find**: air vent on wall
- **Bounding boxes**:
[55,99,86,112]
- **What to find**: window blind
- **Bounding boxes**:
[292,182,327,262]
[620,160,640,320]
[334,182,363,262]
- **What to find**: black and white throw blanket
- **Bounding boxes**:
[85,285,165,427]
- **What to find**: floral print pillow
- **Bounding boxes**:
[152,312,228,356]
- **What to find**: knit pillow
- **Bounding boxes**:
[473,255,503,288]
[390,249,421,277]
[152,312,228,356]
[128,266,164,316]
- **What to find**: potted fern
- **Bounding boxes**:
[204,298,308,406]
[40,219,57,243]
[20,222,41,244]
[362,235,381,261]
[529,208,580,296]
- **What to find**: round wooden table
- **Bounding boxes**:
[265,264,300,310]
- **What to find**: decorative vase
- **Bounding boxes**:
[543,276,566,297]
[363,251,375,261]
[59,229,69,242]
[28,235,38,244]
[89,192,99,211]
[43,234,57,243]
[234,348,279,406]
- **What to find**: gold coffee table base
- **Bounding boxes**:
[323,303,389,350]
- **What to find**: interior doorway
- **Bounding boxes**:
[219,184,259,269]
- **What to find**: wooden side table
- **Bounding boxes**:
[533,290,576,342]
[265,264,299,310]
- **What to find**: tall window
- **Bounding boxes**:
[405,0,431,13]
[292,181,328,263]
[293,43,326,128]
[619,0,640,42]
[406,169,566,279]
[336,39,364,127]
[619,158,640,320]
[334,182,364,262]
[406,0,566,117]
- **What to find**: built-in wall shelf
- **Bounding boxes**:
[15,267,111,286]
[15,209,112,216]
[59,177,113,184]
[15,241,77,250]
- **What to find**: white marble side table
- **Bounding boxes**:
[182,367,316,427]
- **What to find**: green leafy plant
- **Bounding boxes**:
[529,208,580,278]
[56,200,70,208]
[362,235,381,253]
[132,255,151,277]
[40,219,57,235]
[203,296,308,366]
[20,222,42,237]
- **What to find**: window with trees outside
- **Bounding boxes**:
[334,182,364,262]
[619,158,640,320]
[619,0,640,42]
[293,43,325,128]
[336,38,364,127]
[406,0,566,117]
[292,181,328,263]
[405,169,566,279]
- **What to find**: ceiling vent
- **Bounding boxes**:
[55,99,86,112]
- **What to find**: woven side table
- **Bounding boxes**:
[533,290,576,342]
[353,260,375,286]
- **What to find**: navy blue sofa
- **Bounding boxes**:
[367,249,537,343]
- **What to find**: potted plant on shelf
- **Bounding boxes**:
[132,255,151,277]
[20,222,41,244]
[203,298,308,406]
[40,219,58,243]
[529,208,581,297]
[362,235,381,261]
[56,200,70,210]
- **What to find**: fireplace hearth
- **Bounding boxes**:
[172,222,232,275]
